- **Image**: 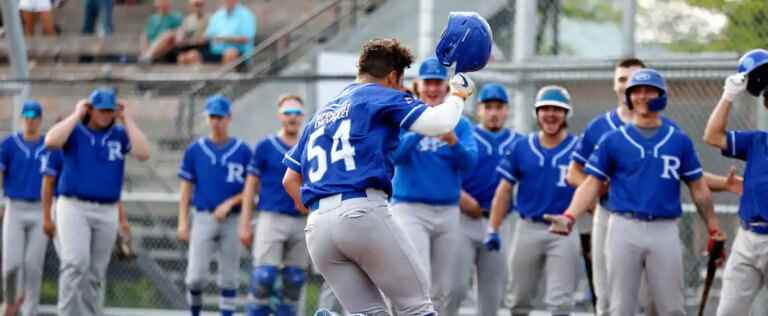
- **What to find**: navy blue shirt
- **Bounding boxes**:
[462,126,522,213]
[391,117,478,205]
[249,134,302,216]
[58,123,131,203]
[284,83,427,207]
[179,137,252,213]
[0,133,46,201]
[722,130,768,224]
[497,133,578,219]
[585,122,703,218]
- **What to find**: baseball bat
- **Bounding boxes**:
[580,233,597,310]
[698,239,725,316]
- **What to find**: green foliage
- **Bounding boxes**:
[562,0,622,23]
[673,0,768,52]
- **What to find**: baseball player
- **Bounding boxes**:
[239,94,309,316]
[0,101,48,316]
[177,95,252,316]
[485,86,580,315]
[44,88,151,316]
[545,69,724,315]
[702,48,768,316]
[389,57,478,315]
[281,36,481,315]
[444,83,520,316]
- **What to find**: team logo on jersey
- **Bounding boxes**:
[660,155,680,180]
[417,137,448,152]
[226,163,245,183]
[107,141,124,161]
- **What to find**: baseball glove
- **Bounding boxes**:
[113,231,137,261]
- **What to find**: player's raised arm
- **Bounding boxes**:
[117,101,151,161]
[45,99,88,149]
[409,73,474,136]
[703,74,747,150]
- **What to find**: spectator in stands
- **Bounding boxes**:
[182,0,256,65]
[19,0,56,35]
[176,0,210,65]
[138,0,183,64]
[81,0,114,36]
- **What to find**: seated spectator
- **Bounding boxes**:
[182,0,256,65]
[82,0,114,36]
[176,0,210,65]
[139,0,183,64]
[19,0,56,35]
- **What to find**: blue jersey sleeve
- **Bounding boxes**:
[0,138,9,172]
[451,119,478,172]
[585,137,613,181]
[390,131,424,164]
[496,142,520,184]
[178,144,197,182]
[248,141,268,177]
[679,136,704,182]
[379,94,427,130]
[283,128,308,172]
[572,129,597,165]
[42,150,62,177]
[722,130,758,161]
[119,127,131,154]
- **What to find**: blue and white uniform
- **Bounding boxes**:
[501,133,581,314]
[179,136,252,316]
[389,116,477,315]
[716,130,768,315]
[584,121,703,316]
[443,126,520,316]
[246,134,309,316]
[1,131,48,316]
[283,82,436,316]
[55,122,131,316]
[571,109,679,316]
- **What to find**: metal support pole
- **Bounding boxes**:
[621,0,637,57]
[1,0,30,131]
[418,0,434,60]
[512,0,536,133]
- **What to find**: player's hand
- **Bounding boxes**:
[706,228,727,267]
[449,73,475,100]
[176,224,190,243]
[439,132,458,146]
[75,99,90,119]
[3,296,24,316]
[239,221,253,248]
[119,221,132,239]
[598,181,610,197]
[213,203,233,222]
[484,231,501,251]
[543,213,575,236]
[43,218,56,240]
[461,198,484,219]
[725,166,743,195]
[296,202,309,216]
[722,73,747,102]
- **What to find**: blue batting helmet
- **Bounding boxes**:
[418,57,449,80]
[737,49,768,96]
[479,83,509,104]
[625,69,668,112]
[534,86,572,118]
[435,12,493,73]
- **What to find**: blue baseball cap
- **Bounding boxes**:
[418,57,449,80]
[479,83,509,103]
[89,88,117,110]
[21,100,43,118]
[206,95,232,117]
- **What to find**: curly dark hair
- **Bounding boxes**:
[357,38,414,79]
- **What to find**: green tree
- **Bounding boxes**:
[683,0,768,52]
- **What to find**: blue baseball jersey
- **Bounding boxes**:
[283,83,427,207]
[57,123,131,203]
[391,117,478,205]
[41,149,63,197]
[179,137,252,213]
[248,134,301,216]
[584,121,703,218]
[462,126,522,213]
[721,130,768,224]
[0,133,46,201]
[497,133,578,219]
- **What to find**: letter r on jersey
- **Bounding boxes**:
[227,163,245,183]
[557,164,568,187]
[660,155,680,180]
[108,141,124,161]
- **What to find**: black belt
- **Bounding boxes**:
[613,210,677,222]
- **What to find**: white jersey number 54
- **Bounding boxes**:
[307,119,356,182]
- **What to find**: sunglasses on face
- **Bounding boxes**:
[280,108,304,116]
